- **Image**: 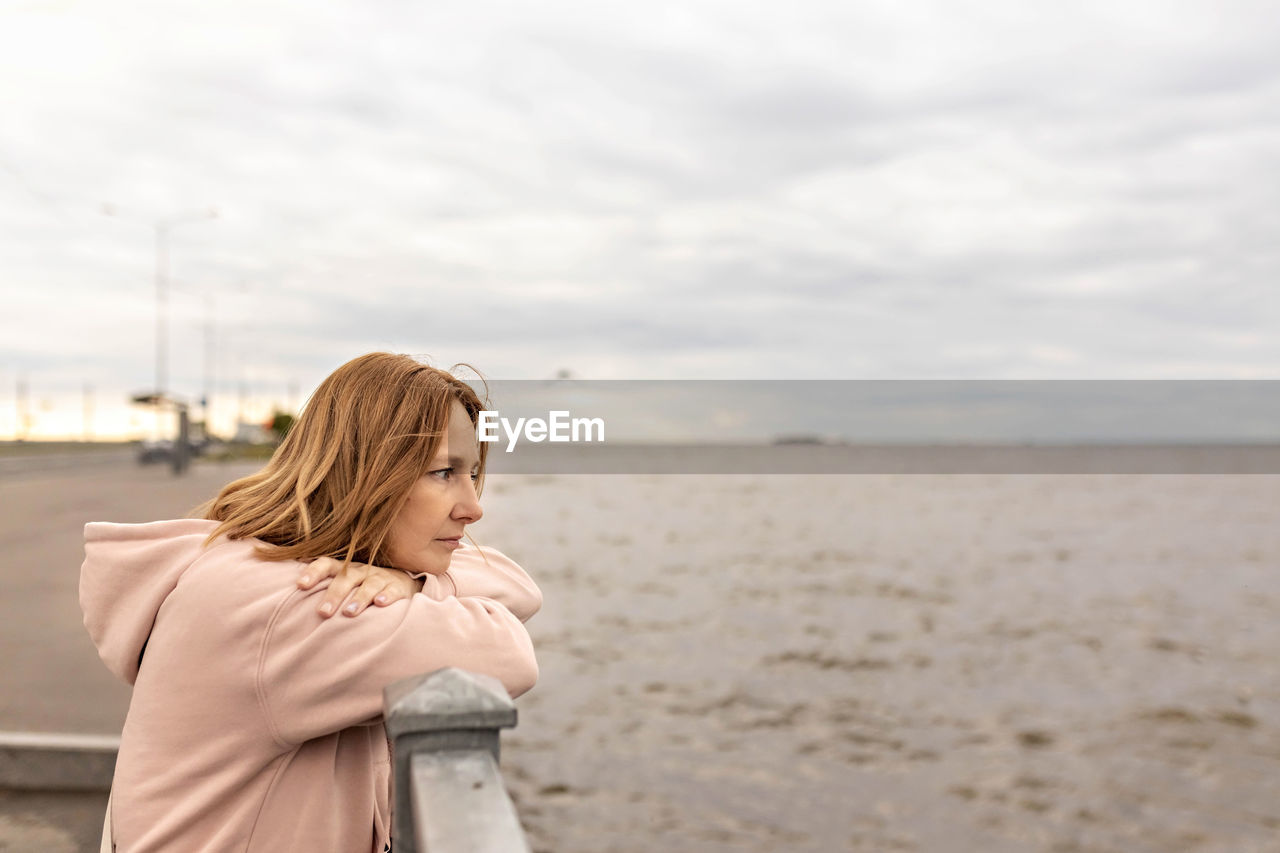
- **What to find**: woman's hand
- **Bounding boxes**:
[297,557,423,618]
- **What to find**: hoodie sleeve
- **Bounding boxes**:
[258,586,538,747]
[412,545,542,623]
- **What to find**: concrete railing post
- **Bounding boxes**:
[383,668,529,853]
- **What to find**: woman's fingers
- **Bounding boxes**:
[297,556,344,589]
[304,559,416,618]
[373,571,420,606]
[316,563,369,617]
[341,578,392,617]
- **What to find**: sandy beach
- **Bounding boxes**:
[2,459,1277,851]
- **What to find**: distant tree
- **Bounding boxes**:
[267,411,296,442]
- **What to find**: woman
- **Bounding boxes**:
[80,353,541,852]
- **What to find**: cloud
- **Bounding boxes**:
[1,0,1278,432]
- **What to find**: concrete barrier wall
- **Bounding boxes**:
[0,732,118,792]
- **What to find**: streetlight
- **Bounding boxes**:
[103,204,218,473]
[101,204,219,399]
[171,278,253,441]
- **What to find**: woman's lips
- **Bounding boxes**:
[435,538,462,550]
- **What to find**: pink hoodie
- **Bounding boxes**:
[80,519,540,853]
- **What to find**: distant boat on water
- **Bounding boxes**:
[771,434,829,446]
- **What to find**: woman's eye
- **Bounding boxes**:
[428,467,478,483]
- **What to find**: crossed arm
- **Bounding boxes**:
[295,545,542,623]
[268,553,539,741]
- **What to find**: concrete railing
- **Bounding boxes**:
[0,730,118,791]
[383,667,530,853]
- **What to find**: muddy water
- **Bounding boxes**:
[476,474,1280,852]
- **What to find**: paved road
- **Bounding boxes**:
[0,459,260,734]
[0,449,135,481]
[0,459,261,852]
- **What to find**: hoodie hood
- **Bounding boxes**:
[81,519,223,685]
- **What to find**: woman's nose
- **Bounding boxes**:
[454,483,483,523]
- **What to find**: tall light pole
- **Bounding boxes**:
[102,205,218,399]
[203,292,215,436]
[16,375,30,441]
[170,279,252,441]
[83,382,94,442]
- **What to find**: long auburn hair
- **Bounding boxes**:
[200,352,489,567]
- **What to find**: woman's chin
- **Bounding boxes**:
[406,554,452,576]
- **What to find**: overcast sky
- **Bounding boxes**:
[2,0,1278,435]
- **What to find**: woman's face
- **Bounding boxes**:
[384,399,483,575]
